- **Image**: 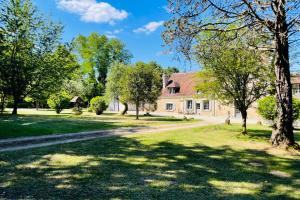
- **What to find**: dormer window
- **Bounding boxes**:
[169,88,176,94]
[168,87,180,94]
[167,81,180,94]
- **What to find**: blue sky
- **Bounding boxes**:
[33,0,198,72]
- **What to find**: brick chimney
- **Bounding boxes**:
[162,74,169,88]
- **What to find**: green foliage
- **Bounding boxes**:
[24,97,34,103]
[73,33,132,96]
[258,96,300,121]
[105,63,129,104]
[47,92,70,114]
[0,0,78,114]
[162,66,179,76]
[195,31,272,133]
[123,62,161,119]
[293,98,300,120]
[257,96,277,121]
[90,96,107,115]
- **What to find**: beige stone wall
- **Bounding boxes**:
[157,97,185,114]
[157,97,261,119]
[157,97,218,116]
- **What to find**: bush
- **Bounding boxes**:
[90,96,107,115]
[257,96,277,121]
[258,96,300,121]
[47,92,70,114]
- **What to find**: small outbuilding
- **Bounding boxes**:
[70,96,84,107]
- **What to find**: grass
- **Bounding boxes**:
[0,124,299,199]
[0,109,196,139]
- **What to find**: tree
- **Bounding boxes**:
[105,63,129,115]
[29,45,79,109]
[73,33,132,96]
[47,91,70,114]
[0,28,7,114]
[163,0,300,148]
[90,96,107,115]
[0,0,75,115]
[196,32,271,134]
[162,66,179,76]
[258,96,300,125]
[123,62,161,120]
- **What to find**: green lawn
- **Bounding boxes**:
[0,124,299,199]
[0,109,195,139]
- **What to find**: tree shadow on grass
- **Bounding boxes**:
[242,128,300,142]
[0,115,126,139]
[0,135,299,199]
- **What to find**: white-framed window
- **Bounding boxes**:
[203,100,210,110]
[292,84,300,94]
[166,103,174,111]
[186,100,193,110]
[168,88,176,94]
[196,103,201,110]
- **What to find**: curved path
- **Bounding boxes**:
[0,121,218,152]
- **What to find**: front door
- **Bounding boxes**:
[196,103,201,114]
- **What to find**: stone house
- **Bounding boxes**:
[108,72,300,119]
[156,72,259,119]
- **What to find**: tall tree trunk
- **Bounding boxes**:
[12,96,18,115]
[135,102,139,120]
[36,100,39,110]
[0,94,5,114]
[241,110,247,134]
[122,102,128,115]
[271,0,295,147]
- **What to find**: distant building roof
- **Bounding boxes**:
[161,72,197,97]
[70,96,83,103]
[291,74,300,84]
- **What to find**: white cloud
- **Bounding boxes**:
[162,6,172,13]
[105,29,123,38]
[133,21,164,34]
[56,0,128,24]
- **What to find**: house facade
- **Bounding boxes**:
[156,72,258,119]
[292,74,300,99]
[108,72,300,119]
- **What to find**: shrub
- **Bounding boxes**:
[47,92,70,114]
[87,106,93,112]
[90,96,107,115]
[257,96,277,121]
[258,96,300,121]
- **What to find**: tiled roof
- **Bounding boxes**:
[160,72,300,98]
[70,96,83,103]
[161,72,197,97]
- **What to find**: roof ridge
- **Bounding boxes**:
[171,71,197,75]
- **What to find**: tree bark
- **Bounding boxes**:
[36,100,39,110]
[271,0,295,147]
[0,94,5,114]
[12,96,18,115]
[135,102,139,120]
[122,102,128,115]
[241,110,247,134]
